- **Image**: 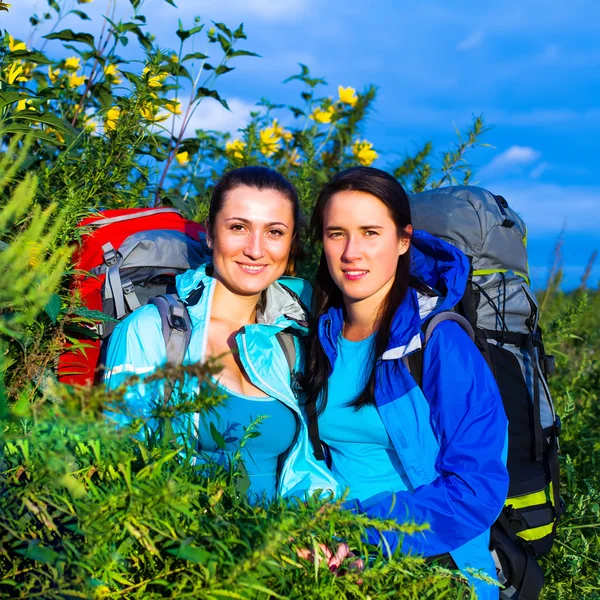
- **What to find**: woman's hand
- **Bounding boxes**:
[296,542,364,574]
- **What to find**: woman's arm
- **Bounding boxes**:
[356,321,509,556]
[103,304,167,429]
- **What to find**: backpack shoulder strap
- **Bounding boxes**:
[149,292,194,402]
[275,331,296,374]
[403,311,475,387]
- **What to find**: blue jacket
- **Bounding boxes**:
[104,264,341,499]
[317,230,509,599]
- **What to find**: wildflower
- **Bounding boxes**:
[4,62,28,84]
[170,53,179,63]
[272,119,293,142]
[289,148,301,166]
[104,64,122,85]
[105,106,121,131]
[338,85,358,107]
[64,56,81,71]
[46,127,65,144]
[0,3,11,13]
[8,35,26,52]
[225,139,246,160]
[68,72,87,88]
[142,67,168,89]
[352,139,378,167]
[140,101,168,123]
[175,150,189,166]
[259,124,281,157]
[16,98,35,112]
[48,66,60,84]
[164,99,182,115]
[310,105,336,124]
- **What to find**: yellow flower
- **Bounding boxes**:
[310,105,336,124]
[48,66,60,84]
[15,98,35,112]
[170,53,179,63]
[67,72,87,88]
[352,139,378,167]
[140,101,168,123]
[0,3,12,13]
[225,139,246,160]
[259,124,281,157]
[272,119,293,143]
[105,106,121,131]
[64,56,81,71]
[4,62,28,84]
[8,35,26,52]
[46,127,65,144]
[175,151,189,166]
[164,99,182,115]
[143,67,168,89]
[104,64,122,85]
[338,85,358,107]
[289,148,301,166]
[77,0,92,3]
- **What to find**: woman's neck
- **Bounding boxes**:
[211,278,261,327]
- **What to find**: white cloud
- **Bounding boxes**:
[174,0,311,21]
[164,97,255,137]
[478,145,542,178]
[457,30,484,51]
[529,162,550,179]
[482,181,600,233]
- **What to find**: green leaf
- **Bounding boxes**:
[182,52,208,62]
[68,9,90,20]
[9,111,73,136]
[209,422,226,450]
[217,34,231,53]
[128,0,141,8]
[163,0,177,5]
[166,542,211,564]
[44,294,61,323]
[215,65,235,76]
[16,542,60,565]
[0,91,23,111]
[229,49,260,58]
[72,307,119,323]
[43,29,95,49]
[9,50,53,65]
[0,124,66,146]
[213,22,232,38]
[232,23,247,41]
[194,87,229,110]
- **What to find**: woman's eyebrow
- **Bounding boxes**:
[225,217,289,228]
[325,224,383,230]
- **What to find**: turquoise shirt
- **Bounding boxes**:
[197,377,297,502]
[319,333,413,504]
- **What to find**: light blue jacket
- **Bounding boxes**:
[103,264,341,499]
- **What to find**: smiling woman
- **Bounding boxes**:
[104,166,339,503]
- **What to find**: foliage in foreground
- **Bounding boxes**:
[0,1,598,598]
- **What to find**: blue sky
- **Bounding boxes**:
[5,0,599,289]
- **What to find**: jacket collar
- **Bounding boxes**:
[175,263,309,335]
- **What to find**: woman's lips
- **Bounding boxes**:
[237,262,268,275]
[342,269,369,281]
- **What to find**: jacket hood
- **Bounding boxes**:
[319,230,469,363]
[176,263,310,333]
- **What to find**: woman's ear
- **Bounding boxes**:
[204,221,213,249]
[398,224,413,256]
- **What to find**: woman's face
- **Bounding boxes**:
[322,190,411,307]
[208,185,295,297]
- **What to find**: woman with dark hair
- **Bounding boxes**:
[104,166,339,502]
[302,166,508,598]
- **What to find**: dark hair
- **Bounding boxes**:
[302,166,412,411]
[208,166,303,276]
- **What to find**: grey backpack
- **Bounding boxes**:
[409,186,561,600]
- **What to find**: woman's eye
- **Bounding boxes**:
[229,224,245,232]
[328,231,344,239]
[364,230,379,236]
[268,229,285,237]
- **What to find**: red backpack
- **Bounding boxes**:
[58,208,207,386]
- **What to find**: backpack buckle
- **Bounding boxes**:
[168,306,187,331]
[122,280,134,295]
[102,243,118,267]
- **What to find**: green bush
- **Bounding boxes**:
[0,1,598,598]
